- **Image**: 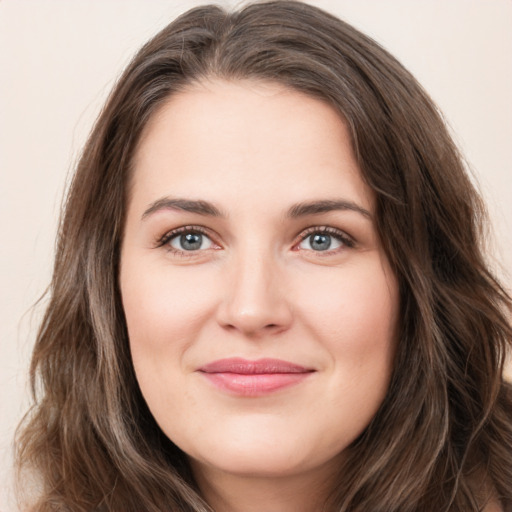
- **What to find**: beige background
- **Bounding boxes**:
[1,1,511,510]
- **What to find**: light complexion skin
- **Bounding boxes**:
[120,80,400,512]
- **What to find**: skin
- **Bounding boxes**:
[120,79,400,512]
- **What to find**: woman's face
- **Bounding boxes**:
[120,80,399,483]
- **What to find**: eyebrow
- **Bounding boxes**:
[142,198,224,219]
[141,197,371,221]
[287,199,372,219]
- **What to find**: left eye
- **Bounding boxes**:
[169,231,215,251]
[298,232,346,252]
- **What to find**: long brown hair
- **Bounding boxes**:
[16,2,512,511]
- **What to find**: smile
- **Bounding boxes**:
[197,358,316,397]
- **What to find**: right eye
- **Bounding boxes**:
[168,231,215,252]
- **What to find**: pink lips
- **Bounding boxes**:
[198,358,315,397]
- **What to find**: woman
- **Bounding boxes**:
[16,1,512,511]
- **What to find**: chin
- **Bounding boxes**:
[193,448,317,478]
[181,421,344,480]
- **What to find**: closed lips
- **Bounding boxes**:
[198,358,315,374]
[198,358,315,396]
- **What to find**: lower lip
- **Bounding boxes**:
[200,372,313,396]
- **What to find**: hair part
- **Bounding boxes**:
[16,2,512,511]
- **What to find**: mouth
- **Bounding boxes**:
[197,358,316,397]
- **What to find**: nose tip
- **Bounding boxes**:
[216,258,292,337]
[221,309,288,337]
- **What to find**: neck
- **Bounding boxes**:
[191,460,338,512]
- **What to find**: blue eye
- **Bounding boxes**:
[297,229,352,252]
[169,231,215,251]
[310,233,334,251]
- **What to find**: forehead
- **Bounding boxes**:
[130,79,373,213]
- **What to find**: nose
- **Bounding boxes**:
[216,250,293,337]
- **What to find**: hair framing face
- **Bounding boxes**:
[16,2,512,511]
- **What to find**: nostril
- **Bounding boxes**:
[216,280,293,336]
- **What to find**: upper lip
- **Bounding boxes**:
[198,358,314,374]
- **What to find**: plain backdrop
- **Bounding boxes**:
[1,1,511,509]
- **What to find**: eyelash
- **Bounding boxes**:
[295,226,356,251]
[156,225,355,256]
[156,225,216,256]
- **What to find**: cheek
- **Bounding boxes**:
[298,259,399,445]
[120,259,222,436]
[120,259,220,382]
[296,258,399,378]
[122,260,215,338]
